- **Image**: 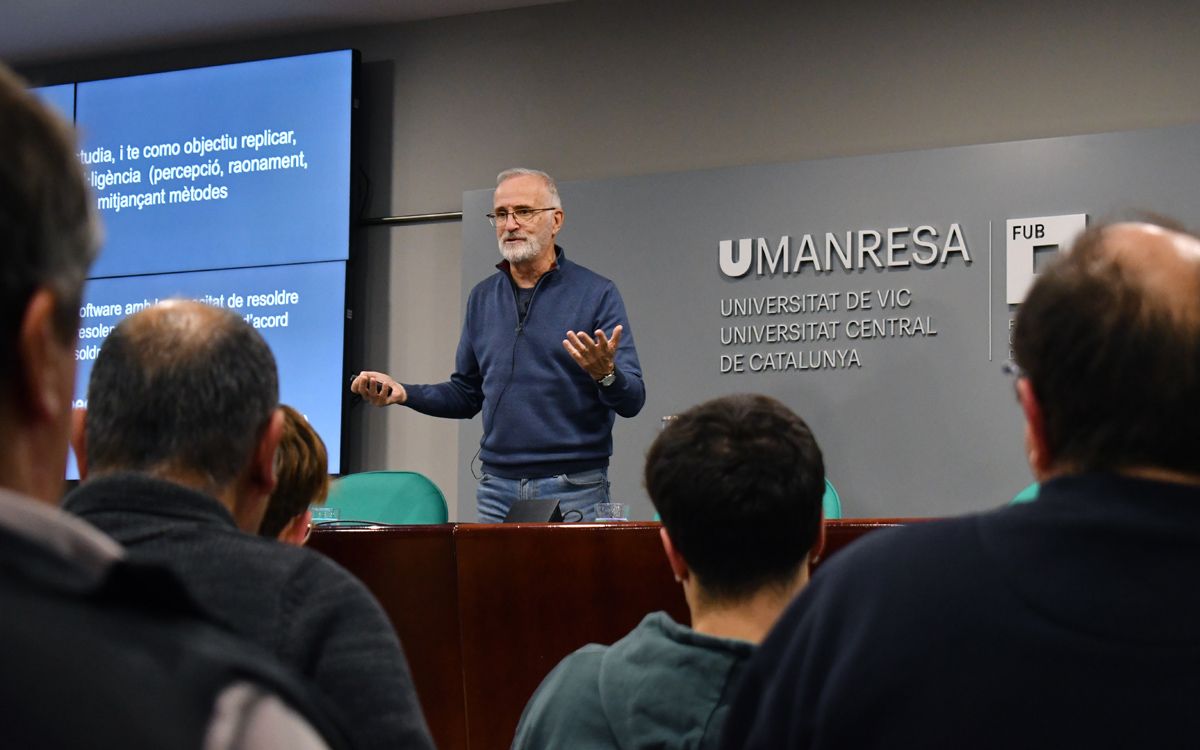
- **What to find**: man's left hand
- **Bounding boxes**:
[563,325,623,381]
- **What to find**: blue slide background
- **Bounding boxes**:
[32,83,76,122]
[68,261,346,479]
[76,51,352,278]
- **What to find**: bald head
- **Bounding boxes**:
[1013,217,1200,477]
[1092,222,1200,322]
[114,299,244,368]
[85,299,279,491]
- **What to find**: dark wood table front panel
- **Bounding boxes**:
[309,518,913,749]
[454,522,687,750]
[310,525,466,750]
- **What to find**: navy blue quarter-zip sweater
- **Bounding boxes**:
[403,247,645,479]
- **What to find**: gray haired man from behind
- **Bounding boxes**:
[67,298,434,750]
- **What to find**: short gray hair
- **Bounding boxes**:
[86,301,279,493]
[0,64,99,384]
[496,167,561,208]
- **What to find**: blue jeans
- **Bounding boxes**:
[476,468,610,523]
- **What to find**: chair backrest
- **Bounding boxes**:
[1011,481,1040,505]
[324,471,448,524]
[822,478,842,519]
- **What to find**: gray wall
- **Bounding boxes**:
[462,125,1200,519]
[20,0,1200,520]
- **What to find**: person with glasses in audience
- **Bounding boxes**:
[352,168,645,522]
[0,62,342,750]
[720,216,1200,749]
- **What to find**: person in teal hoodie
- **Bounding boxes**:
[512,393,826,749]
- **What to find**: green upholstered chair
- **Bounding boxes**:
[322,471,448,525]
[822,478,842,519]
[1011,481,1040,505]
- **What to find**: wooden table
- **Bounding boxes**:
[310,519,914,750]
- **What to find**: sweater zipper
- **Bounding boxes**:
[513,268,553,334]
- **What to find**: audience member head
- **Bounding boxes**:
[79,299,284,530]
[259,405,329,545]
[645,394,825,611]
[0,63,98,502]
[1013,217,1200,482]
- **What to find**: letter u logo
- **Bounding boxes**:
[719,239,753,278]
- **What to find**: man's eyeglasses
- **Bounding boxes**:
[1002,360,1024,400]
[486,207,556,227]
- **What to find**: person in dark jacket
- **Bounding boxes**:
[0,61,337,750]
[512,394,826,749]
[352,168,645,521]
[66,299,435,750]
[720,217,1200,749]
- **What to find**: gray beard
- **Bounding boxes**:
[498,235,542,264]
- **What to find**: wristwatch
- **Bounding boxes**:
[597,369,616,387]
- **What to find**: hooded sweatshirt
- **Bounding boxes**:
[512,612,754,750]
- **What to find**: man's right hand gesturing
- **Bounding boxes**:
[350,371,407,406]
